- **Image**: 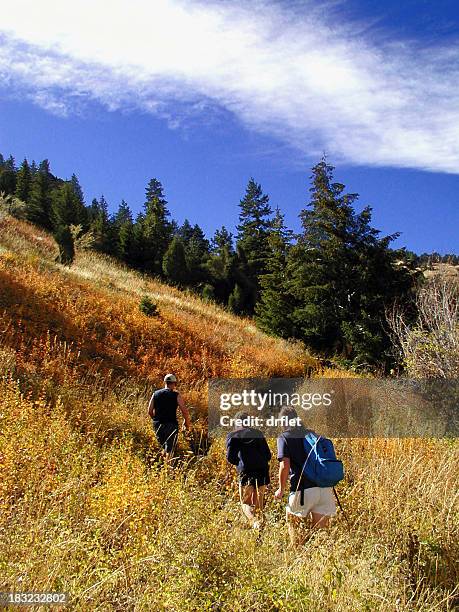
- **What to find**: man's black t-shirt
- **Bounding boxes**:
[152,388,178,424]
[226,428,271,479]
[277,427,316,492]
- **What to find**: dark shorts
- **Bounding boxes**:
[153,421,178,453]
[239,471,270,487]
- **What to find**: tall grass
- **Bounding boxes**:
[0,216,458,610]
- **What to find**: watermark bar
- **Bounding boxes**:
[208,378,459,438]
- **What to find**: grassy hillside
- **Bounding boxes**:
[0,216,458,611]
[424,262,459,282]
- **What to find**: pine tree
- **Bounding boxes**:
[27,160,53,229]
[236,179,273,312]
[69,173,88,228]
[51,181,87,230]
[113,200,134,262]
[181,222,210,286]
[230,244,256,315]
[89,195,115,254]
[162,236,189,286]
[206,226,235,303]
[228,283,245,315]
[70,174,85,205]
[15,159,32,203]
[255,207,295,337]
[177,219,194,243]
[142,178,173,275]
[114,199,132,226]
[211,226,234,255]
[130,211,149,269]
[0,155,16,195]
[202,284,215,302]
[87,198,101,224]
[288,158,416,368]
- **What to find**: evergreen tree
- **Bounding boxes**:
[236,179,273,312]
[129,212,145,268]
[87,198,101,224]
[206,226,235,303]
[142,178,173,275]
[181,222,210,286]
[27,160,53,229]
[114,199,132,226]
[113,200,134,262]
[89,195,115,254]
[177,219,194,243]
[15,159,32,203]
[256,207,295,337]
[0,155,16,195]
[162,236,188,286]
[70,174,85,205]
[230,244,256,315]
[202,284,215,302]
[211,226,234,255]
[70,173,88,228]
[228,283,245,315]
[51,181,87,230]
[287,158,416,368]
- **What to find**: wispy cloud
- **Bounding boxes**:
[1,0,459,173]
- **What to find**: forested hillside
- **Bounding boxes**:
[0,152,436,370]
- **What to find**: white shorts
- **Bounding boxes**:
[287,487,336,518]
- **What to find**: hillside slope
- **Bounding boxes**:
[1,215,458,611]
[0,216,316,445]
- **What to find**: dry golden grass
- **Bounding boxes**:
[0,216,458,611]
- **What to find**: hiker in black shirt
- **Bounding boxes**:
[226,411,272,529]
[148,373,191,459]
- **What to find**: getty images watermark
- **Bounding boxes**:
[208,378,459,438]
[219,388,333,429]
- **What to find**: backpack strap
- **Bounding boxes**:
[304,432,326,466]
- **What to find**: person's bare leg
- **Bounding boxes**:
[252,485,267,528]
[310,512,330,529]
[287,511,310,546]
[239,484,257,526]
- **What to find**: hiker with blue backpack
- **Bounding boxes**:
[274,406,344,545]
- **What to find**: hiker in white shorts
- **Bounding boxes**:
[274,406,337,546]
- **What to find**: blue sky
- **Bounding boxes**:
[1,0,458,253]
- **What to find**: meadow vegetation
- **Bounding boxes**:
[0,216,458,611]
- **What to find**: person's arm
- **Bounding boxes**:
[148,394,155,419]
[262,437,272,461]
[274,434,290,499]
[177,394,191,430]
[274,458,290,499]
[226,436,240,466]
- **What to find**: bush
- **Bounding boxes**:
[388,277,459,377]
[54,225,75,266]
[70,224,96,251]
[0,192,27,220]
[201,283,215,302]
[139,295,159,317]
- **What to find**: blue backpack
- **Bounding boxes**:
[302,432,344,487]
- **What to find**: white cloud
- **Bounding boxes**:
[1,0,459,173]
